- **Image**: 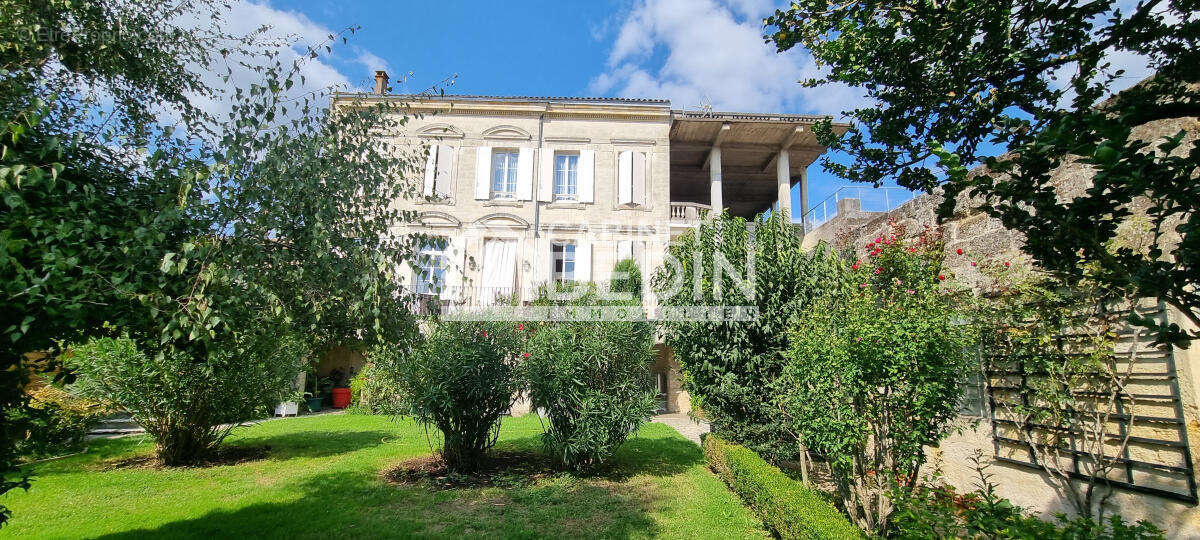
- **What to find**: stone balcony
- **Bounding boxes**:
[669,201,710,226]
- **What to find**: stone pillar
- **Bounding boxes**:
[776,149,791,222]
[798,167,809,233]
[709,147,723,215]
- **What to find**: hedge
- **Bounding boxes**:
[703,435,863,540]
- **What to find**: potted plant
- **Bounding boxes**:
[304,372,332,413]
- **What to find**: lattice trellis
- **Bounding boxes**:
[985,301,1197,504]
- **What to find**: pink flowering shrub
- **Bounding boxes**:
[781,222,974,533]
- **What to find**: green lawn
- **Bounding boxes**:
[1,413,766,539]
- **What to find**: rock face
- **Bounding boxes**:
[799,115,1200,536]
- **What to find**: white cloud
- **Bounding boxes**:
[179,1,385,122]
[590,0,869,115]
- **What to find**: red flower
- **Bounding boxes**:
[956,248,964,255]
[937,274,946,281]
[1004,261,1011,267]
[971,261,977,267]
[875,237,883,243]
[874,268,882,274]
[516,323,525,331]
[523,352,531,358]
[481,331,489,338]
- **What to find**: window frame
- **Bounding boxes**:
[415,240,448,295]
[551,242,576,284]
[553,152,579,201]
[491,149,519,199]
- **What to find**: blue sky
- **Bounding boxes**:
[207,1,1156,221]
[215,0,904,219]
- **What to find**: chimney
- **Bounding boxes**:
[373,70,389,95]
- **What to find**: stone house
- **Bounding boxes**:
[321,71,845,414]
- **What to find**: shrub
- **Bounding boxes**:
[703,435,863,539]
[653,211,845,460]
[524,311,657,471]
[397,320,524,472]
[349,355,406,416]
[609,258,643,299]
[71,334,306,465]
[13,385,108,458]
[780,224,973,533]
[889,456,1164,539]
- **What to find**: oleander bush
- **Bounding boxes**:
[703,435,863,539]
[396,320,524,472]
[524,319,656,470]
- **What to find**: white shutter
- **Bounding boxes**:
[632,151,647,205]
[617,150,632,204]
[516,147,534,200]
[435,145,455,198]
[617,240,633,262]
[474,146,492,200]
[538,149,554,201]
[576,240,592,282]
[579,149,595,203]
[446,236,467,301]
[423,145,437,197]
[535,237,551,287]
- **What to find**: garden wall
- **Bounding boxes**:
[800,115,1200,536]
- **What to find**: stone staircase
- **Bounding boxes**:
[88,413,144,438]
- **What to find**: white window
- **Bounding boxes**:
[553,153,578,200]
[415,240,447,294]
[491,150,519,199]
[552,243,576,284]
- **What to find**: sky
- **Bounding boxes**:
[214,0,1155,222]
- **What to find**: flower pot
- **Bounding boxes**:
[331,387,351,409]
[305,397,324,412]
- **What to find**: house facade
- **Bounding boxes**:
[329,71,845,413]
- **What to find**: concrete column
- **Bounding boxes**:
[776,149,791,222]
[709,147,723,215]
[798,167,809,233]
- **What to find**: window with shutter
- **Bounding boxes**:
[551,243,576,283]
[553,152,579,201]
[491,150,519,199]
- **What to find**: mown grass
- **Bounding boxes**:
[1,413,767,539]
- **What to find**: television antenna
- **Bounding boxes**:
[696,94,714,117]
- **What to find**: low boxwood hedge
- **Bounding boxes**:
[703,435,863,539]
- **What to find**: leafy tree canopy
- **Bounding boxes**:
[767,0,1200,346]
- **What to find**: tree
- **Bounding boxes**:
[2,0,426,494]
[766,0,1200,346]
[652,211,844,460]
[781,225,973,533]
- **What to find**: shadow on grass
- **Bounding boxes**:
[231,429,397,460]
[488,430,703,479]
[95,468,662,539]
